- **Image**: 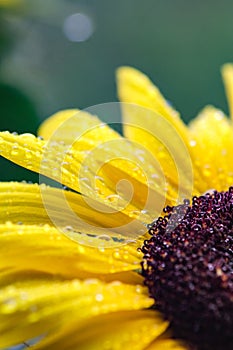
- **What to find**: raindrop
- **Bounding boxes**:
[95,175,105,182]
[64,225,73,232]
[135,285,143,293]
[113,250,120,259]
[137,156,145,162]
[189,140,197,147]
[105,194,120,202]
[25,150,32,159]
[95,293,104,302]
[1,297,17,313]
[85,278,99,285]
[141,209,148,214]
[11,146,19,156]
[151,173,160,179]
[79,177,90,182]
[19,133,36,139]
[125,239,137,244]
[98,234,111,241]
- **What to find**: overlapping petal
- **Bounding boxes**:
[0,182,145,232]
[32,310,168,350]
[0,117,167,223]
[38,109,172,219]
[189,106,233,192]
[116,67,188,143]
[222,63,233,119]
[0,277,153,348]
[0,222,145,278]
[116,67,194,203]
[2,64,231,350]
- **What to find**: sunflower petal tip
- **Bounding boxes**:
[221,62,233,72]
[116,66,149,85]
[221,63,233,118]
[200,104,220,114]
[117,65,140,75]
[38,109,79,139]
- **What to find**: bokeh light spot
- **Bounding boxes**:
[63,13,94,42]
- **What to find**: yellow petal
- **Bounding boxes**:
[38,109,80,141]
[34,310,168,350]
[0,130,88,195]
[0,181,146,236]
[0,221,144,277]
[39,109,173,221]
[0,278,153,348]
[189,106,233,192]
[0,127,158,224]
[116,68,193,204]
[116,66,189,144]
[221,63,233,119]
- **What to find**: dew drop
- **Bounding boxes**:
[1,297,17,313]
[138,155,145,162]
[189,140,197,147]
[25,150,32,159]
[17,228,23,235]
[141,209,148,215]
[98,247,105,253]
[105,194,120,202]
[151,173,160,179]
[61,161,70,167]
[79,177,90,182]
[113,250,120,259]
[95,293,104,302]
[131,210,141,216]
[109,280,122,287]
[19,133,36,139]
[95,175,105,182]
[85,278,99,285]
[64,225,74,232]
[135,149,145,155]
[10,149,19,156]
[135,285,143,293]
[10,142,19,155]
[125,239,137,244]
[98,234,111,241]
[28,309,40,323]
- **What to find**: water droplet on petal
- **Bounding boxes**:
[98,234,111,241]
[19,133,36,139]
[64,225,73,232]
[189,140,197,147]
[95,293,104,302]
[105,194,120,203]
[1,297,17,313]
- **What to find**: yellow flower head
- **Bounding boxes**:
[0,64,233,350]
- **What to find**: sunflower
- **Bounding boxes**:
[0,64,233,350]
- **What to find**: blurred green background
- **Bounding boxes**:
[0,0,233,181]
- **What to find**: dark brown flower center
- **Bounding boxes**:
[141,188,233,350]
